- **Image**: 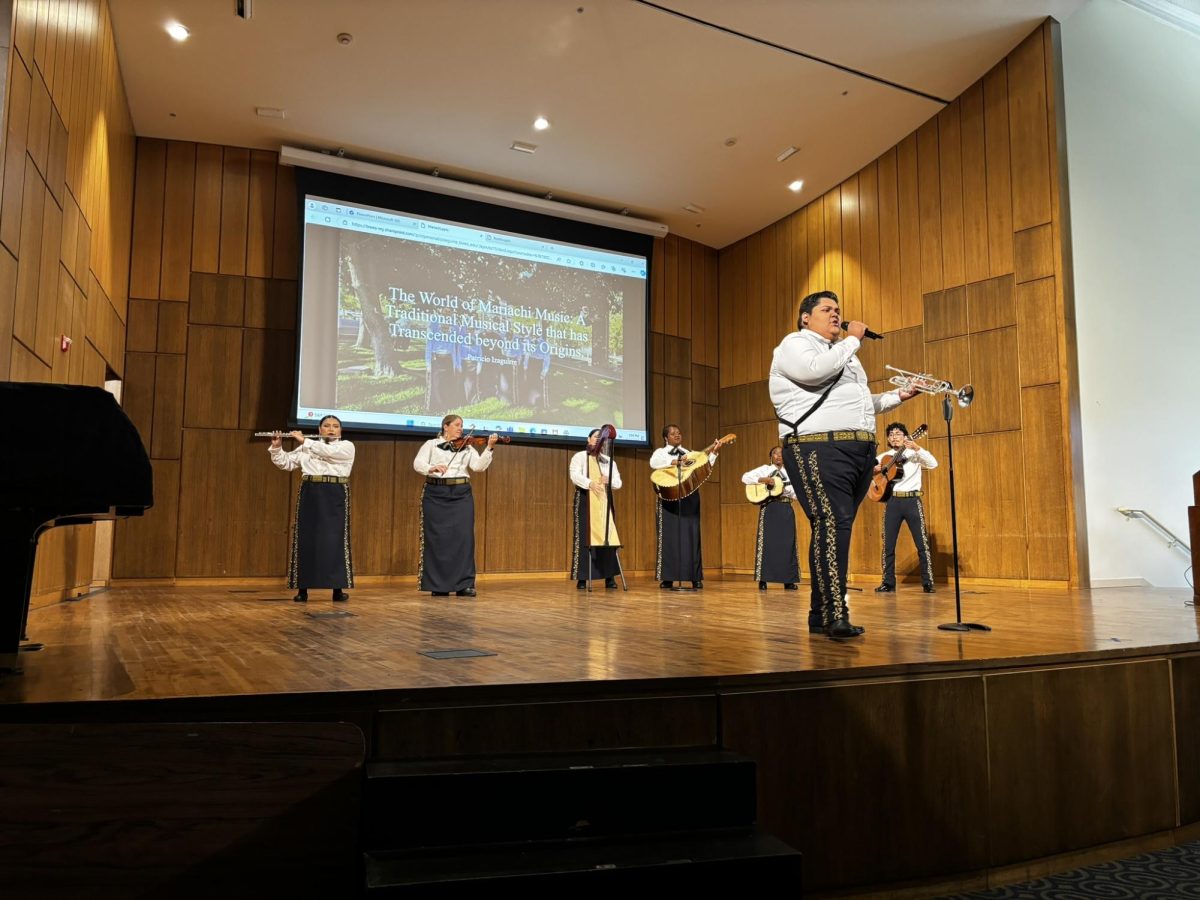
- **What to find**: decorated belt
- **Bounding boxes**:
[892,490,923,498]
[785,430,875,444]
[426,476,469,485]
[301,475,348,484]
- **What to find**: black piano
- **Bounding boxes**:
[1,382,153,673]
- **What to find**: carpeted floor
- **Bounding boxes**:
[939,841,1200,899]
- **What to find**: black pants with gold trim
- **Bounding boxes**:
[881,495,934,588]
[655,494,703,583]
[782,437,875,627]
[755,498,800,585]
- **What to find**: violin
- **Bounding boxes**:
[442,434,512,451]
[866,423,928,502]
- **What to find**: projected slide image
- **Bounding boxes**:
[334,232,630,427]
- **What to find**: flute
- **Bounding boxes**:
[253,431,339,442]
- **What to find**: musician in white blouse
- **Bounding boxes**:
[413,414,498,597]
[269,415,355,603]
[649,424,721,589]
[569,428,624,590]
[741,446,800,592]
[875,422,938,594]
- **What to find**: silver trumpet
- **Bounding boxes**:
[885,365,974,408]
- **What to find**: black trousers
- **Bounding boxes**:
[755,498,800,584]
[881,495,934,587]
[782,437,875,627]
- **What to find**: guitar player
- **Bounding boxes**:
[649,424,722,589]
[874,422,938,594]
[741,446,801,592]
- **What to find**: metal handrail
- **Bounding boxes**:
[1116,508,1192,555]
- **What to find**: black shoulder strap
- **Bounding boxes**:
[777,368,844,433]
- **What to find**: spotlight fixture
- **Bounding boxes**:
[533,116,551,131]
[165,22,190,41]
[788,180,804,193]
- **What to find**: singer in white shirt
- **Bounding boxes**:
[874,422,938,593]
[741,447,800,591]
[268,415,356,604]
[769,290,916,639]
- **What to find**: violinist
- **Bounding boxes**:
[268,415,355,604]
[874,422,937,594]
[413,414,499,597]
[569,427,623,590]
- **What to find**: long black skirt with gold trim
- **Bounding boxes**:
[755,498,800,584]
[289,480,353,590]
[571,488,620,581]
[419,482,476,593]
[655,493,703,583]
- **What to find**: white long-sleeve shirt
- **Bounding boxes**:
[269,438,355,477]
[569,450,623,491]
[769,329,902,438]
[649,444,716,469]
[741,463,796,500]
[877,445,938,493]
[413,438,493,478]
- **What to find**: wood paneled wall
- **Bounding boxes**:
[0,0,136,599]
[716,22,1081,585]
[113,145,719,580]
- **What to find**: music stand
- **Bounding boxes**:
[937,393,990,633]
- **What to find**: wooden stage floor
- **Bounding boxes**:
[3,576,1197,707]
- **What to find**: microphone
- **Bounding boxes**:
[842,322,883,341]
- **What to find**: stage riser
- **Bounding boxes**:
[363,750,758,850]
[364,832,802,894]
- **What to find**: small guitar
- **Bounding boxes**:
[745,473,787,504]
[650,434,737,501]
[866,424,928,503]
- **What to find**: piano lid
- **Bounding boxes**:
[1,382,153,513]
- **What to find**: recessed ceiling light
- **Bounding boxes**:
[533,116,551,131]
[511,141,538,154]
[683,203,705,214]
[165,22,190,41]
[788,180,804,193]
[776,146,799,163]
[256,107,286,119]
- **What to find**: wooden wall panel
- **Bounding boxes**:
[840,175,861,322]
[923,286,967,342]
[184,325,243,428]
[483,444,570,572]
[1015,276,1059,386]
[157,300,188,354]
[1174,655,1200,826]
[191,143,222,274]
[984,62,1014,277]
[857,161,882,329]
[1021,383,1070,580]
[938,100,965,289]
[238,327,294,432]
[150,352,185,460]
[389,437,426,575]
[967,326,1021,434]
[1013,223,1054,283]
[896,132,922,328]
[160,140,196,301]
[917,118,943,296]
[176,429,293,577]
[129,138,164,299]
[113,459,179,578]
[1007,28,1053,232]
[986,661,1176,865]
[246,150,276,279]
[1,51,32,257]
[966,273,1016,333]
[723,678,989,890]
[347,440,395,576]
[218,148,249,276]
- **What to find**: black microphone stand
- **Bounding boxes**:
[937,394,989,633]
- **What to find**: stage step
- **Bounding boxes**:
[362,748,757,850]
[363,830,802,894]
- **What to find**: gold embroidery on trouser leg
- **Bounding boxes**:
[288,480,302,589]
[790,445,825,623]
[880,504,888,584]
[805,450,845,624]
[417,483,427,588]
[571,489,582,580]
[654,498,664,581]
[343,484,354,587]
[754,503,767,581]
[917,497,934,585]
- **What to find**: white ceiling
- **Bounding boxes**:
[109,0,1086,249]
